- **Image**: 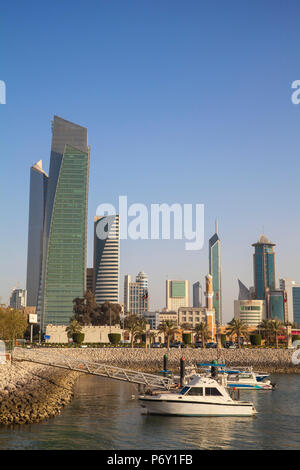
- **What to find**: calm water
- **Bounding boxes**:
[0,374,300,450]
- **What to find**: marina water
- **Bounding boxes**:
[0,373,299,450]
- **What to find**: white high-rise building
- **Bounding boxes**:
[166,280,189,312]
[93,215,120,304]
[279,278,300,325]
[9,289,27,309]
[124,271,149,315]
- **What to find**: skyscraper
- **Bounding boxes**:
[39,116,90,329]
[9,288,27,309]
[93,215,120,305]
[26,161,48,307]
[209,221,222,324]
[252,234,276,300]
[193,281,202,307]
[280,278,300,325]
[124,272,149,315]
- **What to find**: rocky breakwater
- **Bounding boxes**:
[0,361,79,425]
[56,347,300,374]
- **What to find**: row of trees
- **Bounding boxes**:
[225,318,296,348]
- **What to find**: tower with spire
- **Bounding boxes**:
[208,220,222,324]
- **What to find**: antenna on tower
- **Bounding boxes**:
[215,219,218,235]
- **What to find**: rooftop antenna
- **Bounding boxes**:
[215,219,218,235]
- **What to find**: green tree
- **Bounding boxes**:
[66,319,83,338]
[194,322,208,348]
[226,318,249,349]
[270,319,284,348]
[124,314,147,348]
[99,302,121,327]
[73,291,100,325]
[258,319,273,346]
[0,308,28,345]
[158,320,178,350]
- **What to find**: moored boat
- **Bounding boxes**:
[139,374,257,417]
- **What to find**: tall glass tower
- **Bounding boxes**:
[209,221,222,324]
[93,215,120,304]
[252,234,276,300]
[26,161,48,307]
[39,116,90,329]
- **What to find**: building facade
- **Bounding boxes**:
[124,272,149,315]
[280,278,300,325]
[209,222,222,324]
[93,215,120,305]
[38,116,90,329]
[166,280,189,312]
[234,299,266,326]
[178,307,207,328]
[252,234,276,300]
[192,281,202,307]
[26,161,48,308]
[86,268,94,293]
[9,289,27,309]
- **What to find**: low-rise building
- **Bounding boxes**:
[234,299,266,326]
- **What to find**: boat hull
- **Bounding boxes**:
[139,397,256,417]
[227,383,272,390]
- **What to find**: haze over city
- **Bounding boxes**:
[1,0,300,322]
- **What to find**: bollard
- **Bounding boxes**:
[180,356,186,387]
[163,354,168,377]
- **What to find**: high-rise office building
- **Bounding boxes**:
[9,288,27,309]
[280,279,300,325]
[252,234,276,300]
[86,268,94,293]
[93,215,120,304]
[26,161,48,307]
[38,116,90,329]
[193,281,202,307]
[124,271,149,315]
[209,221,222,324]
[166,280,189,312]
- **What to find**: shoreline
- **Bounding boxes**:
[1,347,300,425]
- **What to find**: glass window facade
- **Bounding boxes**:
[293,287,300,326]
[43,145,89,326]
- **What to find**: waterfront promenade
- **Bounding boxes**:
[0,347,299,425]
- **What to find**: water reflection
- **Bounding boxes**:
[0,374,299,449]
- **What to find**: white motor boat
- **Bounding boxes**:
[139,374,257,417]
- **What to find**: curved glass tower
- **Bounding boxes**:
[39,116,90,329]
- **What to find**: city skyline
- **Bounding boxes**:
[2,1,300,323]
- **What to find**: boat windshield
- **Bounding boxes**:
[180,387,190,395]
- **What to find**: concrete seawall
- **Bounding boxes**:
[1,347,299,426]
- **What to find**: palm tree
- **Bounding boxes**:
[194,322,208,348]
[270,319,284,348]
[158,320,178,350]
[226,318,249,349]
[124,314,147,348]
[65,319,83,338]
[258,319,273,346]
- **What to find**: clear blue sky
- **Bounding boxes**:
[1,0,300,321]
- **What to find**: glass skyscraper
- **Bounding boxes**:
[38,116,90,330]
[252,235,276,300]
[26,161,48,307]
[209,222,222,324]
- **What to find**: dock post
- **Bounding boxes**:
[180,356,185,387]
[163,354,168,377]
